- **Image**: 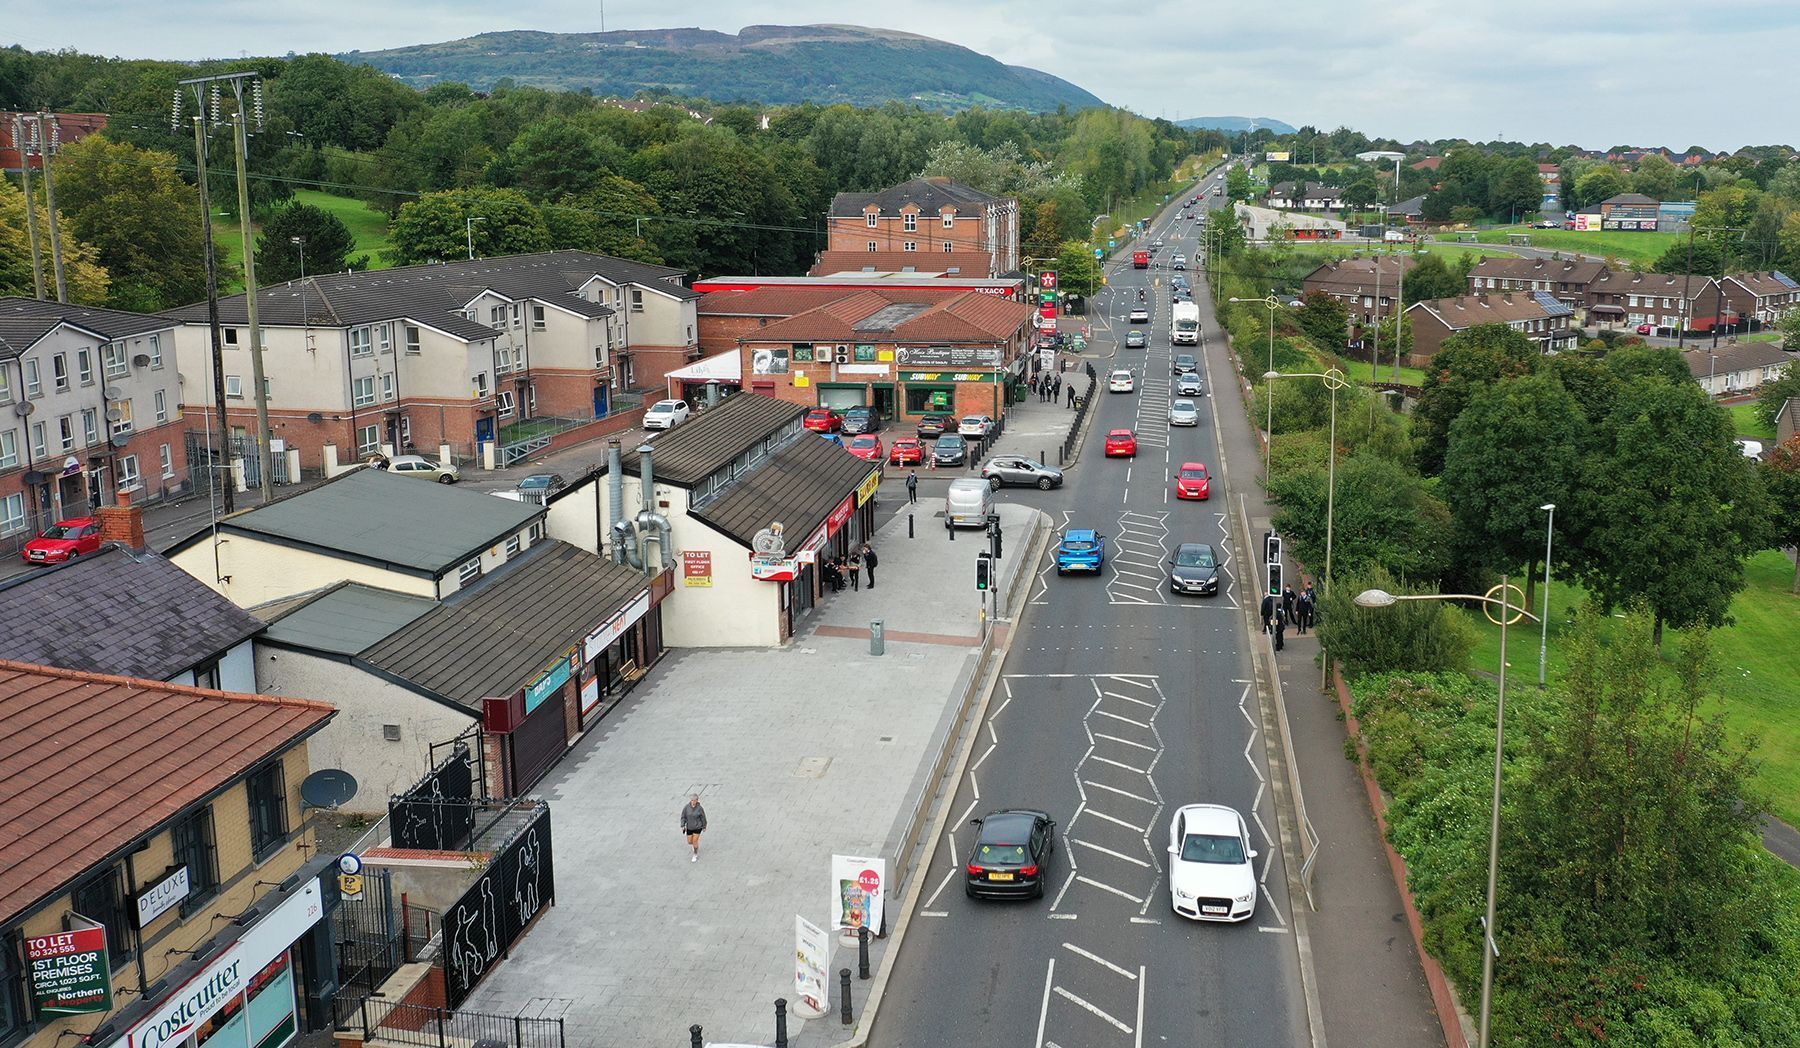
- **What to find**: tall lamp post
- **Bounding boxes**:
[1354,582,1538,1048]
[1537,503,1555,688]
[465,216,486,260]
[1265,368,1348,596]
[1229,292,1280,476]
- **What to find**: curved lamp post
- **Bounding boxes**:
[1229,292,1280,476]
[1354,581,1538,1048]
[1265,368,1348,597]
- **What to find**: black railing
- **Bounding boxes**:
[1059,363,1100,463]
[335,998,565,1048]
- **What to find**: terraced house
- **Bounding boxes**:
[162,251,700,471]
[1403,292,1577,365]
[818,177,1020,278]
[1465,257,1611,310]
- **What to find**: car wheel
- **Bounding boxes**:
[1032,879,1045,900]
[965,883,978,899]
[989,476,1002,491]
[1037,477,1053,491]
[1055,566,1065,576]
[438,475,455,484]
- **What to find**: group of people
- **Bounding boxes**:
[1259,582,1317,652]
[1029,371,1065,403]
[822,542,879,592]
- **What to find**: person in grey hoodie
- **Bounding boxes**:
[681,795,708,861]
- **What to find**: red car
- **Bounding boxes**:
[1635,323,1655,335]
[847,435,884,462]
[1175,462,1212,500]
[888,437,925,466]
[803,408,842,433]
[21,516,102,565]
[1105,429,1138,458]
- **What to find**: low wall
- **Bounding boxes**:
[541,407,647,458]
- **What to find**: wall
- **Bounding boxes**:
[256,647,474,813]
[168,532,436,607]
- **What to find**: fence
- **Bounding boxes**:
[1059,362,1100,463]
[335,998,565,1048]
[336,869,401,998]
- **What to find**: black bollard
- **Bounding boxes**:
[690,1024,703,1048]
[774,999,788,1048]
[840,969,853,1025]
[907,513,914,538]
[858,925,871,979]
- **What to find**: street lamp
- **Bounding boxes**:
[465,216,486,261]
[1538,504,1555,688]
[1230,292,1280,476]
[1354,581,1539,1048]
[1266,369,1348,596]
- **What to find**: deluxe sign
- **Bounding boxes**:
[583,589,654,661]
[134,865,190,927]
[26,921,112,1015]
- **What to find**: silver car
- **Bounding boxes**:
[982,456,1064,491]
[1168,399,1200,426]
[384,454,460,483]
[1177,372,1205,396]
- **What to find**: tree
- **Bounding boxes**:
[1054,240,1101,296]
[1488,156,1544,222]
[484,118,628,200]
[1764,437,1800,592]
[0,175,110,303]
[1412,323,1541,475]
[1294,291,1349,352]
[254,203,362,284]
[1400,253,1467,304]
[1573,166,1627,210]
[51,135,216,312]
[1578,376,1773,644]
[1343,176,1380,212]
[1630,152,1681,199]
[1269,450,1455,586]
[546,175,663,262]
[1317,566,1477,678]
[389,188,551,265]
[1225,166,1253,203]
[1650,236,1726,276]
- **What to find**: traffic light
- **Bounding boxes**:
[1267,561,1283,598]
[1265,531,1283,597]
[975,552,993,591]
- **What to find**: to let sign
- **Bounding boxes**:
[683,551,712,587]
[27,923,112,1015]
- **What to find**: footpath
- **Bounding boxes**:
[463,497,1049,1046]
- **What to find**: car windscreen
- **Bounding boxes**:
[1174,547,1215,567]
[851,438,876,448]
[974,842,1028,865]
[1061,540,1094,551]
[1172,400,1195,412]
[1180,833,1245,864]
[937,435,964,448]
[1179,468,1208,481]
[41,524,79,538]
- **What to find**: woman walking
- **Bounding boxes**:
[681,795,708,861]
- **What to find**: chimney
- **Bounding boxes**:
[95,490,146,550]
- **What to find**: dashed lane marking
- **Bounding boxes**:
[1035,959,1056,1048]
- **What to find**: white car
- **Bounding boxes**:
[643,399,690,430]
[1176,373,1205,397]
[1108,369,1135,393]
[1167,804,1257,922]
[1128,307,1151,324]
[384,455,460,483]
[1168,399,1200,426]
[957,415,995,439]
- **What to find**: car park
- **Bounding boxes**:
[846,434,884,462]
[1168,542,1221,596]
[1167,803,1256,921]
[804,407,843,433]
[1054,529,1107,574]
[1108,370,1136,393]
[643,399,691,430]
[841,407,880,435]
[965,809,1056,899]
[1129,307,1150,324]
[1172,353,1198,376]
[1125,330,1148,349]
[915,413,954,439]
[958,415,995,439]
[982,456,1063,490]
[1168,399,1200,427]
[21,517,101,564]
[1176,372,1204,396]
[385,454,461,483]
[1174,462,1211,500]
[888,437,925,466]
[933,433,969,467]
[1104,429,1138,457]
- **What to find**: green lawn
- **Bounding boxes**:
[1731,402,1777,440]
[1330,357,1430,387]
[1463,550,1800,823]
[1444,224,1676,266]
[1288,241,1519,266]
[213,190,394,290]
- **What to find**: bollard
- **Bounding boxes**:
[948,519,955,541]
[870,620,885,656]
[1040,448,1046,465]
[690,1024,703,1048]
[774,999,789,1048]
[840,969,854,1025]
[907,513,914,538]
[858,925,871,979]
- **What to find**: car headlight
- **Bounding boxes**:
[1175,889,1194,900]
[1235,891,1255,904]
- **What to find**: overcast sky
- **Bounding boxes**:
[9,1,1797,149]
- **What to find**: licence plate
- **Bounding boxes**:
[1202,905,1228,915]
[988,872,1015,882]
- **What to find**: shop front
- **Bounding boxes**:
[897,370,1006,425]
[752,464,881,640]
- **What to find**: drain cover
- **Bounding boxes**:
[795,756,832,778]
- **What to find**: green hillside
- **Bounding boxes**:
[343,24,1105,112]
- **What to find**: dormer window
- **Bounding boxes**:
[943,212,955,228]
[866,211,878,228]
[904,213,917,232]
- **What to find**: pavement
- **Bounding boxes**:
[460,497,1047,1047]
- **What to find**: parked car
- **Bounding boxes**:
[1636,323,1655,335]
[982,456,1063,491]
[965,809,1057,900]
[1176,372,1204,396]
[1172,353,1198,376]
[888,437,925,466]
[1167,804,1257,921]
[1054,529,1107,574]
[20,517,101,565]
[516,473,566,501]
[643,399,691,431]
[385,454,461,483]
[958,415,995,439]
[1125,330,1148,349]
[1168,542,1221,596]
[1129,307,1151,324]
[846,434,884,462]
[1174,462,1211,500]
[1105,429,1138,457]
[916,413,954,439]
[934,433,971,467]
[803,407,842,433]
[1109,369,1136,393]
[1168,399,1200,427]
[841,407,881,435]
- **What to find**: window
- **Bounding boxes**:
[943,242,954,252]
[226,375,244,399]
[791,344,814,363]
[510,304,524,329]
[903,212,917,232]
[489,305,505,328]
[495,390,516,418]
[224,328,239,347]
[458,557,482,585]
[72,866,131,968]
[81,408,97,446]
[103,343,127,379]
[526,386,537,415]
[350,326,372,356]
[943,213,955,228]
[246,760,289,859]
[398,416,412,446]
[629,289,644,313]
[528,520,546,542]
[0,367,9,404]
[77,349,93,385]
[854,344,877,362]
[0,493,22,535]
[52,353,69,391]
[160,444,174,478]
[405,325,422,354]
[352,377,376,407]
[25,359,41,398]
[474,372,490,398]
[903,241,917,252]
[495,346,514,375]
[57,416,74,453]
[110,399,132,437]
[866,212,878,228]
[867,241,878,252]
[148,334,163,369]
[0,430,15,470]
[154,390,168,424]
[171,806,219,914]
[30,422,46,459]
[117,454,140,492]
[380,373,396,402]
[376,323,391,354]
[505,534,521,556]
[356,424,380,456]
[531,305,545,330]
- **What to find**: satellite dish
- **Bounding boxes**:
[13,402,33,416]
[300,768,359,810]
[131,354,152,367]
[307,412,324,424]
[103,386,125,401]
[752,524,785,555]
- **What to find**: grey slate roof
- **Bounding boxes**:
[360,541,650,711]
[255,582,437,656]
[0,297,174,356]
[196,467,542,576]
[0,545,263,680]
[692,434,881,548]
[829,177,1001,218]
[622,393,807,486]
[1686,342,1793,379]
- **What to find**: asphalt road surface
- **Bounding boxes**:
[874,170,1312,1047]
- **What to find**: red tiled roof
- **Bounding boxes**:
[0,661,334,925]
[743,290,1032,345]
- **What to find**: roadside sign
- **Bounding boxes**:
[1039,270,1058,290]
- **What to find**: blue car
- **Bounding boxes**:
[1055,529,1107,575]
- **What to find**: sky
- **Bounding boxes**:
[7,0,1799,150]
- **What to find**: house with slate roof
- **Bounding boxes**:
[1404,292,1578,365]
[821,177,1020,277]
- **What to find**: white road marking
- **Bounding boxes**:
[1047,912,1078,920]
[955,797,979,829]
[1072,838,1152,868]
[1094,731,1157,752]
[920,910,949,918]
[1035,959,1056,1048]
[1076,875,1145,904]
[1129,916,1161,925]
[1259,925,1291,934]
[972,741,997,771]
[1053,986,1135,1034]
[1135,967,1147,1048]
[1062,942,1138,980]
[1084,779,1157,804]
[1102,691,1158,708]
[1086,809,1148,833]
[923,867,958,908]
[1093,709,1152,730]
[1088,754,1147,775]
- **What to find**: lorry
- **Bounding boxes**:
[1132,250,1149,269]
[1171,301,1201,345]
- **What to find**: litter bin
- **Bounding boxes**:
[870,620,885,656]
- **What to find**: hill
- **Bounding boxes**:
[1177,115,1298,134]
[343,25,1105,112]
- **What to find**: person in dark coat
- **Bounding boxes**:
[905,470,918,504]
[681,795,708,861]
[846,549,862,591]
[1282,584,1297,624]
[861,543,878,588]
[1260,593,1277,634]
[1273,604,1288,651]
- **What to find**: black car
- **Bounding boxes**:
[1172,353,1198,376]
[933,433,969,467]
[1125,330,1148,349]
[965,809,1056,899]
[916,413,954,439]
[1168,542,1221,597]
[841,407,880,435]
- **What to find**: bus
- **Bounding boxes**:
[1171,301,1201,345]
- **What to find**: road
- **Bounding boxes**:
[874,168,1314,1047]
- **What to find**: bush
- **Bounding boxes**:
[1318,568,1476,677]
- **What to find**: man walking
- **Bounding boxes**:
[862,543,879,588]
[905,470,918,504]
[1067,383,1076,408]
[681,794,707,861]
[1260,592,1276,634]
[847,548,862,591]
[1282,584,1297,626]
[1273,603,1288,652]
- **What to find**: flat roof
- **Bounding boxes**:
[256,582,438,656]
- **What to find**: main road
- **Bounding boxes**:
[874,169,1315,1047]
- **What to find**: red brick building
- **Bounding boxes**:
[1,112,108,173]
[1404,292,1578,366]
[820,178,1020,277]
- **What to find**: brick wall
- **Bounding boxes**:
[626,343,696,391]
[94,490,145,547]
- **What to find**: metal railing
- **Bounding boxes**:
[335,997,565,1048]
[1058,362,1100,464]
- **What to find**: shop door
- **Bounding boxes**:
[509,689,569,794]
[871,385,896,420]
[819,386,866,411]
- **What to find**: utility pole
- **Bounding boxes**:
[31,114,69,302]
[13,114,47,300]
[231,105,275,502]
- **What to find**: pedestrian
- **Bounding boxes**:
[1282,584,1296,624]
[905,470,918,504]
[847,549,862,591]
[1260,592,1276,634]
[681,794,707,861]
[1273,603,1288,652]
[1297,591,1313,634]
[1301,585,1317,632]
[824,558,842,593]
[1028,374,1038,396]
[862,543,878,588]
[1067,384,1076,408]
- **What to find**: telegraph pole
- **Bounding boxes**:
[30,114,69,302]
[12,114,46,300]
[231,106,274,502]
[175,80,233,511]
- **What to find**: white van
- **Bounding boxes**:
[945,477,994,529]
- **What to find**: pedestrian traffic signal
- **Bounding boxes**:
[975,552,993,591]
[1267,561,1283,598]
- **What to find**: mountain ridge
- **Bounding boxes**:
[1177,115,1298,134]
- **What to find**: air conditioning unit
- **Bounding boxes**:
[834,346,850,365]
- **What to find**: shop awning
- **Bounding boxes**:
[666,351,742,382]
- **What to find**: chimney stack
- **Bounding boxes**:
[95,490,146,550]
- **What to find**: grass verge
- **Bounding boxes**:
[213,190,394,291]
[1731,402,1777,440]
[1449,224,1676,265]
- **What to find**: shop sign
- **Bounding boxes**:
[893,346,1002,368]
[582,589,653,662]
[898,371,1001,383]
[826,495,856,534]
[854,470,882,507]
[794,915,830,1014]
[27,919,112,1015]
[1039,270,1058,290]
[831,855,887,935]
[683,551,712,587]
[524,645,580,714]
[750,555,799,582]
[134,865,190,928]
